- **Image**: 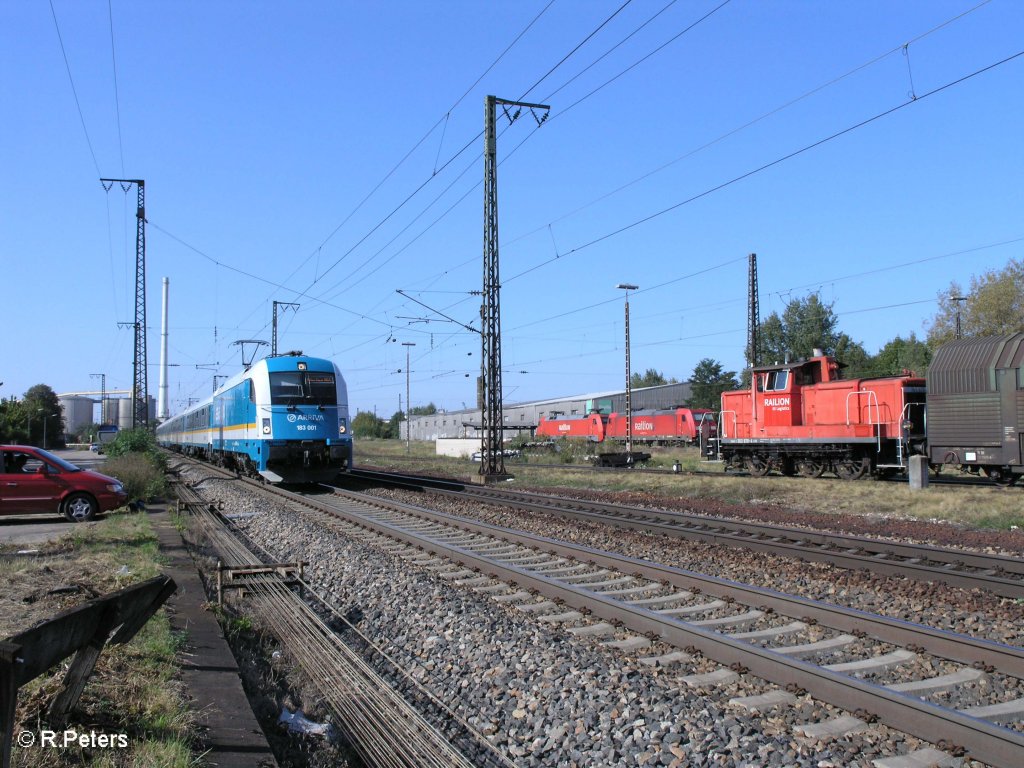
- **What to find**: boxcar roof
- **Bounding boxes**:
[927,334,1024,394]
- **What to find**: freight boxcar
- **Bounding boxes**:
[926,334,1024,485]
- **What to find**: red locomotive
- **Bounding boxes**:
[536,407,716,445]
[716,352,926,479]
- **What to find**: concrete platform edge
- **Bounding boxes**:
[151,508,277,768]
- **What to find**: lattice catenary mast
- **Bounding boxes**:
[746,252,760,370]
[102,178,148,428]
[272,301,300,356]
[480,95,548,481]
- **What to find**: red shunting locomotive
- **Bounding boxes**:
[715,351,927,479]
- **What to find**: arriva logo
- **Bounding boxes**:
[286,413,326,423]
[764,397,790,407]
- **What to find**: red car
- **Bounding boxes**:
[0,445,128,522]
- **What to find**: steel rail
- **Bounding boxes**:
[310,486,1024,768]
[347,468,1024,598]
[327,486,1024,676]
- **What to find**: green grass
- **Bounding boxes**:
[356,439,1024,531]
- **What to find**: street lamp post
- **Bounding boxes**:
[27,409,38,446]
[616,284,639,463]
[43,411,58,450]
[402,342,416,453]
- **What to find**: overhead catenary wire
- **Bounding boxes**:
[159,9,1015,405]
[359,0,999,343]
[267,0,559,309]
[501,49,1024,286]
[297,0,647,306]
[107,0,125,177]
[49,0,102,177]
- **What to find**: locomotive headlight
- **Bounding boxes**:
[339,417,347,435]
[262,418,271,435]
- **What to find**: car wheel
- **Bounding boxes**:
[64,493,98,523]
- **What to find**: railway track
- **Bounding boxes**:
[359,448,1019,490]
[314,483,1024,766]
[170,465,509,768]
[171,457,1024,766]
[345,468,1024,599]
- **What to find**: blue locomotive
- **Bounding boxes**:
[156,353,352,483]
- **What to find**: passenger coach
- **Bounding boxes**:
[157,353,352,483]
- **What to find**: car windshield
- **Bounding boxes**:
[269,371,337,406]
[31,448,81,472]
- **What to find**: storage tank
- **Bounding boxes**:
[58,395,96,435]
[113,396,158,429]
[117,398,135,431]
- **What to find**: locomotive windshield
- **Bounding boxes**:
[269,371,337,406]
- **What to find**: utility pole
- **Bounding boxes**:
[90,373,106,425]
[272,301,300,356]
[402,342,415,453]
[617,284,639,462]
[952,295,967,340]
[42,411,57,451]
[480,94,549,482]
[102,179,147,429]
[747,253,760,370]
[158,277,170,421]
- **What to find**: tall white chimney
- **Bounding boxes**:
[158,277,170,420]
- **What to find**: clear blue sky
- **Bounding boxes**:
[2,1,1022,419]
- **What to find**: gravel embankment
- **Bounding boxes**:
[183,467,998,767]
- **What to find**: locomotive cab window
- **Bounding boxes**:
[765,370,788,391]
[269,371,337,406]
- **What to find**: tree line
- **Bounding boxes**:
[684,258,1024,408]
[0,384,66,447]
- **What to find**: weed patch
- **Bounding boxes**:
[4,511,200,768]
